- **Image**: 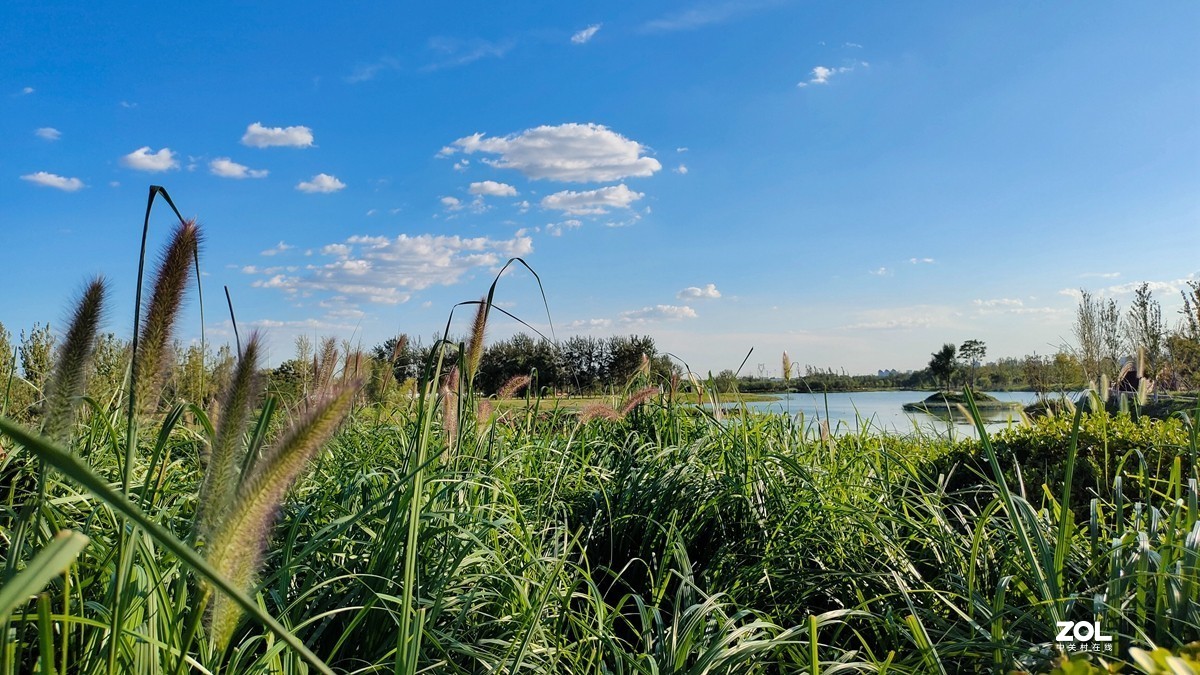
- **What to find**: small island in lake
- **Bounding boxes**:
[901,391,1023,414]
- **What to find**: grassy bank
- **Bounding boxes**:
[1,207,1198,674]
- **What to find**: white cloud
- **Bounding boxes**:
[642,2,770,32]
[1080,272,1121,279]
[676,147,689,153]
[20,171,85,192]
[869,267,890,277]
[620,305,698,323]
[20,87,34,95]
[209,157,268,179]
[571,24,602,44]
[297,173,346,193]
[261,241,293,256]
[844,42,863,48]
[453,159,469,171]
[469,180,518,197]
[442,123,661,182]
[441,196,463,211]
[677,283,721,300]
[974,298,1023,308]
[674,164,688,174]
[241,122,315,148]
[541,184,643,215]
[545,219,582,237]
[797,63,861,88]
[121,146,179,172]
[345,56,401,83]
[34,127,61,141]
[567,318,613,330]
[423,37,513,70]
[909,257,935,264]
[246,233,534,305]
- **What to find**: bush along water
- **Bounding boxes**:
[1,189,1198,673]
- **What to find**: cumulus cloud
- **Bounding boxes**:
[441,123,661,182]
[441,196,464,211]
[241,122,315,148]
[674,164,688,174]
[541,184,643,215]
[210,157,268,179]
[677,283,721,300]
[620,305,698,324]
[121,146,179,172]
[35,127,61,141]
[571,24,602,44]
[297,173,346,193]
[20,171,85,192]
[246,233,534,305]
[469,180,518,197]
[20,87,35,95]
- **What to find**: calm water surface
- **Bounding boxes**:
[726,390,1041,437]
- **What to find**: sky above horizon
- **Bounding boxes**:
[2,2,1198,376]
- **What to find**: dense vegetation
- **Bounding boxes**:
[2,196,1198,673]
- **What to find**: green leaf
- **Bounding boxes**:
[0,530,88,620]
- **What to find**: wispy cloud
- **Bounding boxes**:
[345,56,401,83]
[869,267,891,276]
[1080,272,1121,279]
[210,157,268,179]
[20,171,85,192]
[297,173,346,193]
[797,62,866,88]
[571,24,602,44]
[121,147,179,172]
[442,123,661,182]
[19,86,34,96]
[423,37,513,70]
[261,241,293,257]
[242,122,315,148]
[642,1,779,32]
[34,127,61,141]
[909,257,935,265]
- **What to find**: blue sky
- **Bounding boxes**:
[2,1,1198,375]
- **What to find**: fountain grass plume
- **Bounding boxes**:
[41,277,106,443]
[497,374,531,399]
[620,385,660,416]
[195,333,263,542]
[465,297,488,382]
[132,219,200,414]
[204,378,362,650]
[440,365,460,448]
[580,402,621,422]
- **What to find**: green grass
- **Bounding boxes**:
[2,197,1199,674]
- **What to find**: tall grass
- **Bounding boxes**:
[1,191,1198,674]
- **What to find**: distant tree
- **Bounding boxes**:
[1023,353,1051,399]
[958,339,986,387]
[19,323,55,392]
[1123,282,1166,380]
[928,343,956,391]
[1073,290,1125,383]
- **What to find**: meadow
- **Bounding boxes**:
[2,196,1198,674]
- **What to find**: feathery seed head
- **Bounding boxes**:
[465,298,488,381]
[133,219,201,414]
[42,278,106,443]
[497,374,531,400]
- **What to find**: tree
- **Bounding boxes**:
[928,343,956,391]
[1073,289,1125,383]
[959,339,986,387]
[1123,282,1166,380]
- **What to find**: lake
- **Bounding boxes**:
[720,390,1041,438]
